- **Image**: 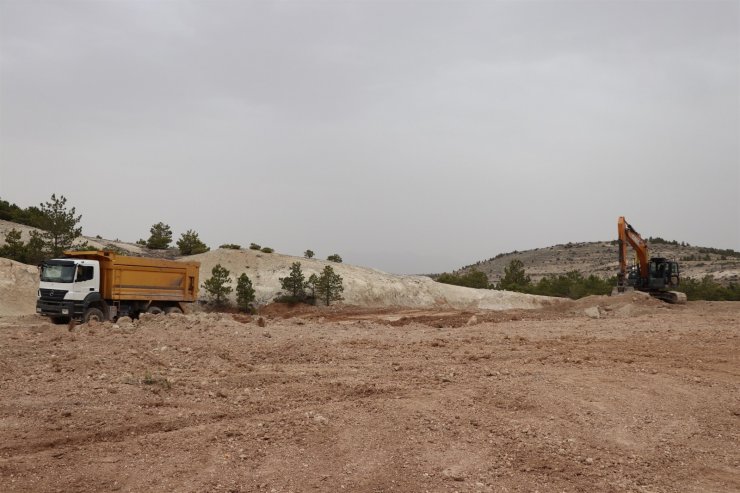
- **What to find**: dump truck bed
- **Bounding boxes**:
[64,251,199,302]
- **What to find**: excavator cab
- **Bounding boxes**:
[646,257,680,290]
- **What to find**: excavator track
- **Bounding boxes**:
[649,290,687,305]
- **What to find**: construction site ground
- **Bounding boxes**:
[0,298,738,493]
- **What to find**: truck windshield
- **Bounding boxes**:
[40,264,76,283]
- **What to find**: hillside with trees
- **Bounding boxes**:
[453,240,740,287]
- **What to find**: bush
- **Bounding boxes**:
[435,270,490,289]
[327,254,342,263]
[261,247,274,253]
[530,271,614,299]
[304,249,315,259]
[202,264,233,305]
[249,243,261,250]
[219,243,241,250]
[0,228,48,264]
[177,229,209,255]
[0,198,49,229]
[675,276,740,301]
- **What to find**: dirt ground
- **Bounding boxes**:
[0,299,738,493]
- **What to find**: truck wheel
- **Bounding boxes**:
[146,306,164,315]
[165,306,183,315]
[83,307,105,324]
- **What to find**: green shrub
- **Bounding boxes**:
[177,229,209,255]
[261,247,274,253]
[249,243,261,250]
[435,270,490,289]
[219,243,241,250]
[675,276,740,301]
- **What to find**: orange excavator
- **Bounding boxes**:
[613,216,687,304]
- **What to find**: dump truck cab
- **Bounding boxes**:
[37,258,102,322]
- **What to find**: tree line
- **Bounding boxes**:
[435,259,740,301]
[201,261,344,311]
[1,195,345,264]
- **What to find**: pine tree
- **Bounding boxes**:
[177,229,209,255]
[202,264,232,305]
[236,273,256,311]
[146,222,173,249]
[0,228,25,261]
[315,265,344,306]
[279,262,307,300]
[38,194,82,257]
[498,259,532,292]
[307,273,318,299]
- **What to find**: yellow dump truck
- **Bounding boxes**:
[36,250,199,323]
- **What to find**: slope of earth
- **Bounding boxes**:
[459,241,740,284]
[188,248,558,311]
[0,258,38,317]
[0,301,737,493]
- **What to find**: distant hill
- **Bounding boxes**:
[457,241,740,285]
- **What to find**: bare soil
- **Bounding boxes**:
[0,300,738,493]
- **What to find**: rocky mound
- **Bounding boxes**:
[459,240,740,284]
[0,258,38,317]
[187,248,559,311]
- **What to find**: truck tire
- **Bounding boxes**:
[146,306,164,315]
[83,307,105,324]
[165,306,183,315]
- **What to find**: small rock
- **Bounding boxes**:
[442,469,465,481]
[585,457,594,465]
[262,331,272,338]
[117,316,133,326]
[584,307,600,319]
[466,315,478,326]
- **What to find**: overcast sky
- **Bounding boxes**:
[1,0,738,273]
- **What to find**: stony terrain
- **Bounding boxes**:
[0,298,738,493]
[458,241,740,285]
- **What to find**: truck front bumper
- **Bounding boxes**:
[36,299,83,318]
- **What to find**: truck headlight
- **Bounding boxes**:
[61,309,69,315]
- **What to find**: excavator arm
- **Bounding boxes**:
[617,216,649,287]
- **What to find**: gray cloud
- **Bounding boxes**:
[1,0,738,273]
